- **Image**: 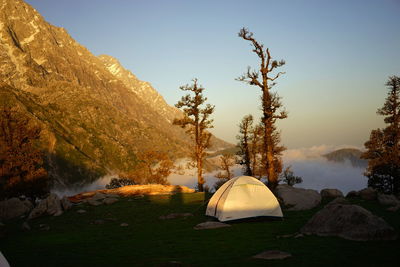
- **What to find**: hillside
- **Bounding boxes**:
[323,148,368,168]
[0,0,231,189]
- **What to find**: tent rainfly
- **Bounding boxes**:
[206,176,283,222]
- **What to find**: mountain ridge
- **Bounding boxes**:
[0,0,231,189]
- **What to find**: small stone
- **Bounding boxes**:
[93,219,105,225]
[22,221,31,231]
[87,199,102,206]
[276,234,293,239]
[159,213,193,220]
[77,209,86,214]
[103,198,118,205]
[61,197,72,211]
[253,250,292,260]
[294,233,304,238]
[194,221,231,230]
[91,193,107,201]
[105,194,120,198]
[39,224,50,231]
[120,223,129,227]
[387,205,400,212]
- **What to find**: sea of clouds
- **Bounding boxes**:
[53,145,367,197]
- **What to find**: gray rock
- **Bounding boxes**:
[28,193,63,220]
[77,209,86,214]
[326,197,349,207]
[105,194,120,198]
[387,205,400,212]
[93,219,105,225]
[39,224,50,231]
[359,187,377,200]
[194,221,231,230]
[60,197,72,211]
[120,223,129,227]
[377,194,400,206]
[320,188,344,199]
[253,250,292,260]
[28,199,48,220]
[91,193,107,201]
[46,194,62,216]
[346,190,359,198]
[301,203,397,241]
[275,185,321,211]
[159,213,193,220]
[21,221,31,231]
[0,198,31,220]
[103,198,118,205]
[87,199,102,206]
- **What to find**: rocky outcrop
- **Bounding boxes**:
[301,203,397,241]
[275,185,321,211]
[320,188,343,199]
[28,193,63,219]
[0,198,32,220]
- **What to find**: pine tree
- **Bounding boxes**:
[237,28,287,188]
[362,76,400,195]
[173,79,214,192]
[236,115,253,176]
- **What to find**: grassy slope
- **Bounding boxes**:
[1,193,399,266]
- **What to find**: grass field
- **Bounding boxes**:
[1,193,399,266]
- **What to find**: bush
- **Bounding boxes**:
[280,166,302,186]
[105,177,136,189]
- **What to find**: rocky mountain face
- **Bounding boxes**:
[0,0,231,189]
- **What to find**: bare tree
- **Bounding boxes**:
[173,79,214,192]
[215,153,235,180]
[237,28,287,189]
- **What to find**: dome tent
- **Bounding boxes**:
[206,176,283,222]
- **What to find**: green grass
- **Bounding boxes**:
[1,194,399,266]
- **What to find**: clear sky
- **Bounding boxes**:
[25,0,400,149]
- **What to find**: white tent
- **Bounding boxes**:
[206,176,283,222]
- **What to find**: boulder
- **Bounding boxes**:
[61,197,72,211]
[46,194,63,216]
[102,198,118,205]
[359,187,377,200]
[377,194,400,206]
[301,203,397,241]
[87,199,102,206]
[253,250,292,260]
[346,190,359,198]
[28,199,48,219]
[275,185,321,211]
[91,193,107,201]
[28,194,63,219]
[21,221,31,231]
[326,197,349,207]
[0,198,31,220]
[320,188,343,199]
[194,221,231,230]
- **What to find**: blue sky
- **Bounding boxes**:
[26,0,400,148]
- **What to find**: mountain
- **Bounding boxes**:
[0,0,231,188]
[323,148,367,168]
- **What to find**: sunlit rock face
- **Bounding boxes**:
[0,0,230,188]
